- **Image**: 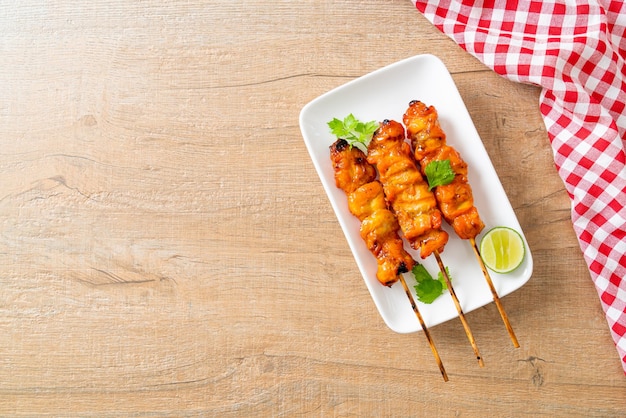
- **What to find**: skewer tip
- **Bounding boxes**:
[398,274,449,381]
[433,250,484,367]
[469,238,520,348]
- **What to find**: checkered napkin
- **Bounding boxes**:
[411,0,626,373]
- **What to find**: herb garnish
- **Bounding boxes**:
[327,114,378,153]
[424,159,455,190]
[412,264,450,304]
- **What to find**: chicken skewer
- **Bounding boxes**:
[330,138,449,381]
[330,138,413,286]
[403,100,519,348]
[367,120,484,366]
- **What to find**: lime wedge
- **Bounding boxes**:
[479,226,525,274]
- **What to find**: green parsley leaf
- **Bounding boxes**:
[411,264,432,283]
[414,278,444,304]
[424,159,456,190]
[327,114,378,153]
[411,264,450,304]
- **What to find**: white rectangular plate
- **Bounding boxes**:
[299,54,533,333]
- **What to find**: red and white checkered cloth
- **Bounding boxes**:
[411,0,626,373]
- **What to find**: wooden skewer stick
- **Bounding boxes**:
[398,274,448,382]
[433,250,484,367]
[469,237,520,348]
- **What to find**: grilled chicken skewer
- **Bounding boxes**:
[330,138,414,286]
[403,100,519,348]
[367,120,484,366]
[330,139,448,381]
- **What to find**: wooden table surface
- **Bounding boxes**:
[2,1,626,416]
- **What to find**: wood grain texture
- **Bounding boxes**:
[1,0,625,416]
